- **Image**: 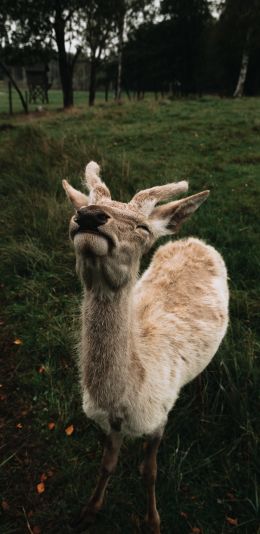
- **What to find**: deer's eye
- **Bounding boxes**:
[136,224,150,234]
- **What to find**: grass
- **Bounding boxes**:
[0,96,259,534]
[0,84,110,114]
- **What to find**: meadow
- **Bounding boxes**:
[0,96,259,533]
[0,84,108,114]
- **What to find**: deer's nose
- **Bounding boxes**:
[75,207,110,230]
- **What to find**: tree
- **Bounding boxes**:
[123,20,173,96]
[0,1,29,112]
[1,0,84,108]
[161,0,212,94]
[114,0,154,101]
[52,1,83,107]
[219,0,260,97]
[83,0,117,106]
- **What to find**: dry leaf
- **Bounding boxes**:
[65,424,74,436]
[36,482,45,494]
[16,423,23,429]
[191,528,201,534]
[48,422,55,430]
[226,516,238,526]
[226,492,236,501]
[1,499,10,511]
[40,473,47,482]
[14,338,23,345]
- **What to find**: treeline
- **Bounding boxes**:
[121,0,260,98]
[1,0,260,110]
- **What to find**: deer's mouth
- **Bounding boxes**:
[70,222,116,257]
[70,225,101,239]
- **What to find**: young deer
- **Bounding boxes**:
[62,162,229,533]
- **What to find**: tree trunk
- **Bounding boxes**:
[0,61,28,113]
[105,79,109,102]
[89,58,97,106]
[115,13,125,102]
[233,31,250,98]
[60,61,74,107]
[54,13,74,108]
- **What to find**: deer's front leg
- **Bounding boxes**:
[75,430,123,529]
[140,431,163,534]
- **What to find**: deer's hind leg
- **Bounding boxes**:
[74,430,122,530]
[140,429,164,534]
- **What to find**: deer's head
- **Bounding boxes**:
[63,162,209,294]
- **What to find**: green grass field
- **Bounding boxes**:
[0,97,259,534]
[0,85,109,114]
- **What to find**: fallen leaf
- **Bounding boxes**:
[32,526,41,534]
[65,424,74,436]
[1,499,10,511]
[16,423,23,429]
[226,516,238,526]
[191,528,201,534]
[21,408,30,416]
[48,422,55,430]
[14,338,23,345]
[40,473,47,482]
[36,482,45,494]
[226,492,236,501]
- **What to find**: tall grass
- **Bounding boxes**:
[0,98,259,533]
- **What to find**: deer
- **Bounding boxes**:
[62,161,229,533]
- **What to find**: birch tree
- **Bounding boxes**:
[233,29,251,97]
[220,0,260,98]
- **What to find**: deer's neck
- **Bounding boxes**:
[80,284,135,409]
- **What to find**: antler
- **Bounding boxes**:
[130,181,189,215]
[83,161,111,203]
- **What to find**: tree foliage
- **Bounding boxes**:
[1,0,260,106]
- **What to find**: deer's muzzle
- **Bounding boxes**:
[75,206,110,232]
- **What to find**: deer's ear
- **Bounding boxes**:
[62,180,89,209]
[149,191,209,238]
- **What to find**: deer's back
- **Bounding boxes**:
[134,237,229,387]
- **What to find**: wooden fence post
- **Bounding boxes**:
[8,81,13,115]
[25,90,28,110]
